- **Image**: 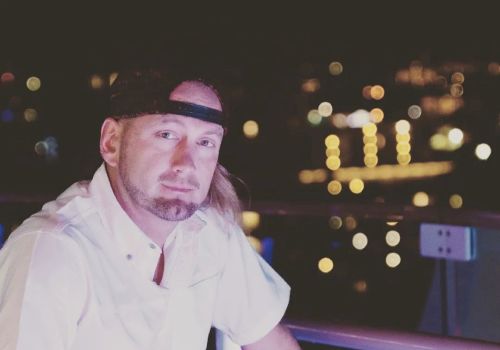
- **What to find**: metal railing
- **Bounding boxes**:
[285,319,500,350]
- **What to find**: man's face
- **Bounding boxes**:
[112,81,224,221]
[117,114,223,221]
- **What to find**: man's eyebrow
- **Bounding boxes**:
[156,116,223,137]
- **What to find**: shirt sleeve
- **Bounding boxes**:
[212,225,290,346]
[0,232,87,350]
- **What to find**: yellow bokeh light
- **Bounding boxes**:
[329,216,343,230]
[475,143,492,160]
[429,134,448,150]
[370,108,384,123]
[26,76,41,91]
[307,109,322,125]
[326,156,341,170]
[325,134,340,148]
[363,135,377,144]
[242,211,260,232]
[364,154,378,168]
[396,143,411,154]
[344,216,358,231]
[318,257,334,273]
[408,105,422,119]
[349,178,364,194]
[329,61,343,76]
[451,72,465,84]
[327,180,342,195]
[396,133,411,143]
[386,221,398,226]
[449,194,463,209]
[352,232,368,250]
[362,122,377,136]
[326,148,341,157]
[90,74,105,89]
[243,120,259,138]
[397,153,411,165]
[318,102,333,117]
[298,170,314,184]
[385,230,401,247]
[413,192,429,207]
[370,85,385,100]
[395,120,411,134]
[313,169,328,183]
[247,236,263,254]
[386,252,401,268]
[363,143,378,154]
[24,108,38,122]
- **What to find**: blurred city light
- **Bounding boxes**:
[353,280,368,293]
[352,232,368,250]
[349,178,364,194]
[328,61,343,76]
[385,230,401,247]
[413,192,430,207]
[1,109,15,123]
[318,102,333,117]
[325,134,340,148]
[90,74,105,89]
[23,108,37,122]
[370,108,384,123]
[408,105,422,119]
[247,236,263,254]
[347,109,370,128]
[475,143,492,160]
[302,79,320,93]
[448,128,464,145]
[243,120,259,139]
[328,216,343,230]
[449,194,464,209]
[395,120,411,134]
[327,180,342,195]
[318,257,334,273]
[370,85,385,100]
[0,72,15,84]
[386,252,401,268]
[26,76,41,91]
[307,109,322,125]
[242,211,260,232]
[344,216,358,231]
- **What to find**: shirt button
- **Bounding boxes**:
[149,243,156,249]
[126,254,133,260]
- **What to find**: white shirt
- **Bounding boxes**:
[0,165,290,350]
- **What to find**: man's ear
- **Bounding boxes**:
[100,117,122,167]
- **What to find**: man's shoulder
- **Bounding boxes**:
[7,179,95,245]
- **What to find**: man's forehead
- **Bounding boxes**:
[169,81,223,112]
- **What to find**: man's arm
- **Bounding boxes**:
[242,324,301,350]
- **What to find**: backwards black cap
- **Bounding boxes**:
[109,69,225,126]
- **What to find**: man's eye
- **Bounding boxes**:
[160,131,177,140]
[199,139,216,148]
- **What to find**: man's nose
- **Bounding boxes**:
[171,139,195,173]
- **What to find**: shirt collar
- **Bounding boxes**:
[88,163,207,282]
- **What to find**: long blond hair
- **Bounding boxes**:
[206,163,242,224]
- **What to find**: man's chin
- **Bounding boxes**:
[149,198,199,221]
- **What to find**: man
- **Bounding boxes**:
[0,70,301,349]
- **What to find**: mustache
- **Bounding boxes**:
[158,172,200,189]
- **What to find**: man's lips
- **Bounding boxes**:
[161,184,196,193]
